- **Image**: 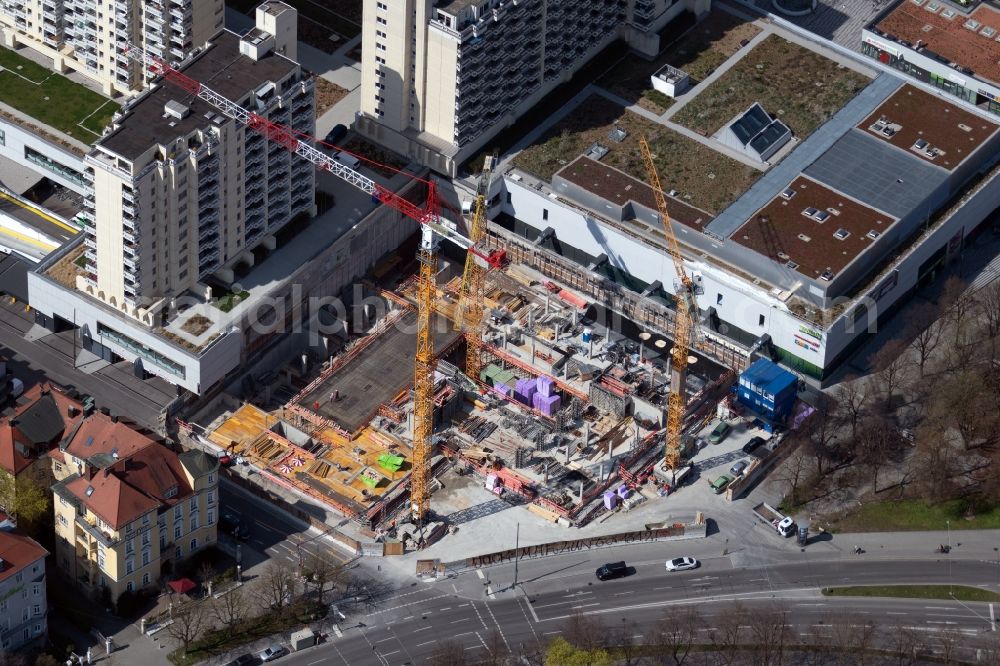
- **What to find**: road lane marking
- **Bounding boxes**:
[403,616,413,621]
[412,626,432,633]
[464,646,480,651]
[451,619,467,624]
[416,640,436,647]
[543,631,562,636]
[886,612,907,616]
[613,591,635,596]
[477,570,485,579]
[309,660,326,665]
[332,625,343,638]
[382,650,399,657]
[440,607,451,611]
[563,591,593,598]
[924,606,953,610]
[483,596,511,651]
[455,632,475,637]
[486,586,496,600]
[458,603,470,607]
[571,603,600,609]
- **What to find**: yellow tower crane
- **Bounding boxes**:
[457,154,497,381]
[639,136,699,474]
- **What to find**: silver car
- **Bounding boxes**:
[665,556,699,572]
[259,645,288,663]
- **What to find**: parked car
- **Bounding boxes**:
[258,645,287,663]
[742,436,766,454]
[220,513,249,541]
[730,459,749,477]
[225,655,257,666]
[708,422,731,444]
[710,474,733,494]
[324,123,348,144]
[595,561,628,581]
[665,557,699,572]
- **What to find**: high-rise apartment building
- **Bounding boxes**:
[0,0,224,96]
[27,1,313,393]
[356,0,710,176]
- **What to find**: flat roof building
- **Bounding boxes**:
[863,0,1000,117]
[356,0,711,177]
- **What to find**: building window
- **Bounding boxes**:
[207,490,215,505]
[142,573,150,585]
[98,552,105,569]
[759,314,765,326]
[175,546,182,559]
[375,43,386,51]
[208,474,215,485]
[126,582,134,592]
[207,509,215,526]
[190,538,198,552]
[58,515,68,527]
[126,558,134,574]
[174,505,182,520]
[32,605,40,616]
[125,540,134,555]
[716,293,723,305]
[141,550,150,566]
[54,463,62,472]
[0,129,4,146]
[190,514,199,531]
[142,514,150,526]
[376,16,386,24]
[376,1,387,9]
[142,532,150,546]
[32,584,40,596]
[542,209,548,221]
[174,524,182,539]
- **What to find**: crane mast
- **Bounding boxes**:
[457,155,496,381]
[123,44,503,528]
[639,137,698,471]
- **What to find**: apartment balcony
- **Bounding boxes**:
[122,216,136,232]
[169,46,185,60]
[198,183,219,201]
[123,228,139,245]
[83,237,97,251]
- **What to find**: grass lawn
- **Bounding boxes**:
[598,10,761,114]
[829,498,1000,532]
[215,290,250,313]
[511,94,760,214]
[823,585,1000,602]
[673,34,870,138]
[0,46,119,143]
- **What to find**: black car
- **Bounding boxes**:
[742,436,766,455]
[225,654,257,666]
[595,561,628,581]
[220,513,249,541]
[325,123,348,144]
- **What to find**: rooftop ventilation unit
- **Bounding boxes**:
[164,100,190,120]
[833,228,850,240]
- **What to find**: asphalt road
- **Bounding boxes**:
[221,480,356,571]
[0,297,176,429]
[271,554,1000,666]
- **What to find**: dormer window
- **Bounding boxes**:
[164,486,178,499]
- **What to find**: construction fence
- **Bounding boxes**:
[448,520,707,571]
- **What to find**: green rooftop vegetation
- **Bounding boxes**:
[673,34,870,139]
[0,46,120,144]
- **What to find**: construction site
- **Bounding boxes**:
[189,145,749,551]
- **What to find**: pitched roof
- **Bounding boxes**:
[0,424,32,476]
[178,450,218,479]
[64,472,161,531]
[0,530,47,584]
[62,412,157,467]
[113,446,191,504]
[11,384,83,446]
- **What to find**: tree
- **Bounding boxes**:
[856,416,900,493]
[940,276,973,348]
[747,607,791,666]
[775,448,813,508]
[829,613,878,665]
[300,552,346,605]
[977,280,1000,362]
[0,472,50,531]
[560,612,607,653]
[431,639,470,666]
[883,622,919,665]
[544,637,613,666]
[165,598,205,655]
[868,339,911,413]
[210,584,249,629]
[906,303,944,378]
[253,562,297,610]
[834,378,868,443]
[707,603,749,666]
[476,629,510,666]
[653,605,701,665]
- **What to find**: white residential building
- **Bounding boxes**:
[0,529,48,651]
[27,3,317,393]
[0,0,224,96]
[356,0,710,176]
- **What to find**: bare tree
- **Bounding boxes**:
[856,415,901,493]
[940,276,973,347]
[868,339,911,412]
[977,280,1000,362]
[931,370,1000,451]
[883,622,920,666]
[707,603,749,666]
[910,424,958,503]
[475,629,510,666]
[906,303,944,378]
[934,627,962,664]
[196,561,215,586]
[834,378,868,442]
[253,562,297,610]
[300,553,346,605]
[210,584,249,629]
[747,606,791,666]
[560,612,608,653]
[608,618,641,666]
[829,613,878,665]
[654,605,702,665]
[775,448,813,508]
[165,598,206,655]
[431,639,469,666]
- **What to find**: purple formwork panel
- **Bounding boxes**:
[515,378,537,405]
[536,375,555,397]
[616,485,630,499]
[494,382,512,397]
[533,393,561,416]
[604,491,619,510]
